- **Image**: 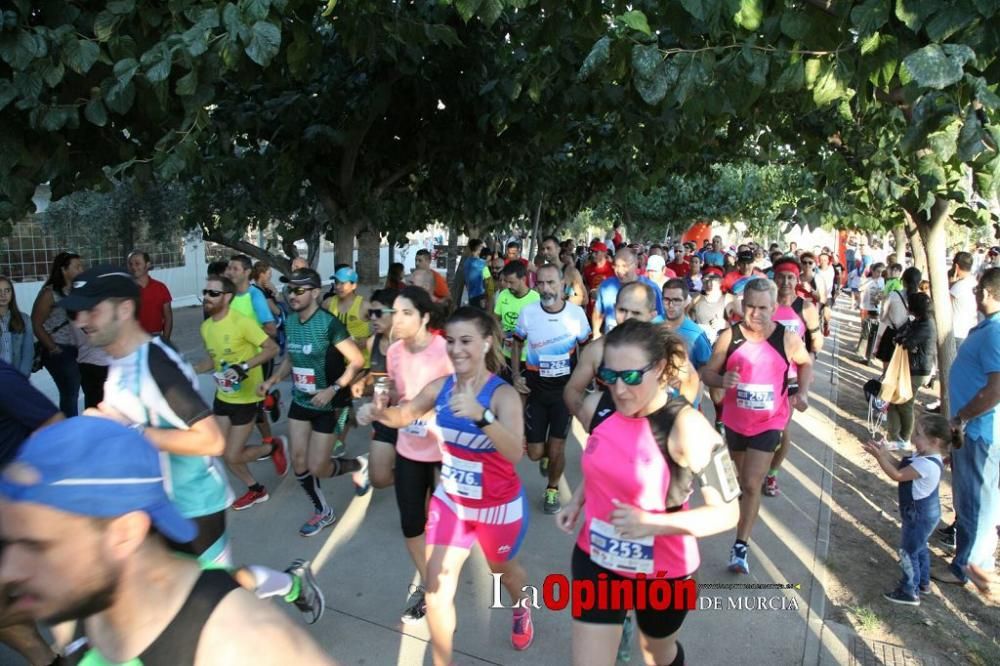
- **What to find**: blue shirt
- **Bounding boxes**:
[676,316,712,369]
[702,250,725,267]
[0,359,59,466]
[594,276,665,333]
[949,312,1000,443]
[464,256,487,299]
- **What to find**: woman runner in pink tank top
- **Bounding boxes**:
[559,320,740,666]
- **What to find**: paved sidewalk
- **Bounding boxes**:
[10,305,847,665]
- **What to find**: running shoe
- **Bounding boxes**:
[352,454,371,496]
[882,588,919,606]
[617,612,634,663]
[543,487,561,515]
[511,607,534,651]
[918,583,931,595]
[232,486,269,510]
[265,389,282,423]
[938,523,957,549]
[284,558,326,624]
[299,509,336,537]
[728,542,750,574]
[714,420,725,436]
[539,456,549,477]
[271,436,289,477]
[401,584,427,624]
[762,474,780,497]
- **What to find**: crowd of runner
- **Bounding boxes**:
[0,228,997,665]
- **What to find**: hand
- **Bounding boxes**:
[310,386,336,408]
[722,370,741,389]
[256,380,272,397]
[861,439,884,456]
[557,497,583,534]
[792,393,809,412]
[513,375,530,395]
[609,499,657,539]
[449,381,485,421]
[351,381,365,399]
[85,402,132,426]
[356,402,376,426]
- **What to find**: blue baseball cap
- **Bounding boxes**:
[0,417,196,543]
[332,267,358,283]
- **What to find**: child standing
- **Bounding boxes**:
[862,413,951,605]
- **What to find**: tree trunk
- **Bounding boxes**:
[204,231,292,274]
[334,220,360,268]
[915,198,954,417]
[903,211,928,276]
[357,228,381,284]
[446,220,460,283]
[892,224,907,260]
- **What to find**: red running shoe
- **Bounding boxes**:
[232,486,269,510]
[271,436,289,477]
[511,607,534,651]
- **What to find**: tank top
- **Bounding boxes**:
[369,333,388,376]
[576,392,699,578]
[721,323,791,436]
[64,569,239,666]
[44,289,76,346]
[773,301,806,383]
[434,374,521,508]
[691,294,727,344]
[387,335,453,462]
[329,295,371,364]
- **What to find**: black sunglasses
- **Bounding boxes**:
[202,289,230,297]
[368,307,395,319]
[290,286,317,295]
[597,362,656,386]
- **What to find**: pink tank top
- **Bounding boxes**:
[386,335,454,462]
[721,323,791,436]
[576,394,700,579]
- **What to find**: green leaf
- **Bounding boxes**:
[244,20,280,67]
[62,38,100,74]
[478,0,503,26]
[941,43,974,67]
[424,24,462,48]
[176,69,197,96]
[455,0,484,22]
[971,76,1000,110]
[13,70,42,101]
[157,152,186,180]
[84,98,108,126]
[107,0,135,15]
[958,108,990,162]
[141,44,171,83]
[0,80,16,111]
[859,32,882,55]
[634,59,678,105]
[619,10,652,36]
[93,11,119,42]
[773,59,805,92]
[926,117,961,162]
[241,0,271,23]
[104,79,135,114]
[903,44,964,89]
[850,0,889,36]
[631,43,660,80]
[925,6,974,42]
[42,60,65,87]
[0,30,40,70]
[733,0,764,31]
[810,60,849,107]
[578,36,610,81]
[113,57,139,86]
[680,0,708,21]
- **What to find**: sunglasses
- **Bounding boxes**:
[290,286,317,295]
[597,362,656,386]
[368,307,395,319]
[202,289,230,297]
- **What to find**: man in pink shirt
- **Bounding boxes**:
[127,251,173,342]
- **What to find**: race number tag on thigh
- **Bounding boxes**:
[440,451,483,500]
[736,383,775,411]
[402,420,428,437]
[589,518,654,574]
[213,372,237,393]
[538,353,570,378]
[292,367,317,394]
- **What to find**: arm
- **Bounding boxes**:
[563,341,600,420]
[590,295,604,340]
[480,384,525,463]
[366,377,446,427]
[161,303,173,341]
[803,302,824,354]
[699,328,735,389]
[18,314,35,376]
[30,288,58,352]
[787,331,813,410]
[247,337,279,369]
[569,269,588,307]
[861,441,920,482]
[142,414,225,457]
[955,373,1000,423]
[259,355,292,394]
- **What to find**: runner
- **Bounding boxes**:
[360,307,535,665]
[462,239,490,309]
[541,235,587,307]
[64,266,324,622]
[494,261,541,384]
[591,248,665,338]
[511,264,591,514]
[193,275,286,510]
[415,249,451,301]
[721,249,766,294]
[661,278,712,410]
[0,417,337,665]
[582,241,615,295]
[258,268,368,537]
[557,319,740,666]
[766,257,824,497]
[689,268,739,431]
[127,250,173,342]
[351,288,398,489]
[701,278,813,574]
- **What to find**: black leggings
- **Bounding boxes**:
[394,454,440,538]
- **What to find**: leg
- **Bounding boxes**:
[736,446,777,542]
[886,404,901,442]
[219,416,259,488]
[424,544,472,666]
[44,346,80,416]
[572,622,623,666]
[897,513,922,598]
[395,455,437,582]
[369,438,396,489]
[547,436,567,488]
[636,629,682,666]
[78,362,108,410]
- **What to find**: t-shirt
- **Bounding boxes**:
[950,276,977,340]
[464,256,489,300]
[862,277,884,311]
[494,288,541,360]
[514,301,591,391]
[675,317,712,369]
[137,277,172,335]
[702,250,725,267]
[103,338,231,518]
[285,308,351,411]
[432,271,450,300]
[231,288,275,327]
[949,313,1000,443]
[594,276,665,333]
[0,359,59,466]
[722,269,765,294]
[908,454,943,501]
[386,335,453,462]
[200,310,269,404]
[583,260,615,291]
[666,260,690,278]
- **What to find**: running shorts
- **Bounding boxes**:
[287,402,348,435]
[395,453,439,538]
[372,421,399,445]
[426,487,529,563]
[726,428,783,453]
[213,398,259,426]
[525,388,571,442]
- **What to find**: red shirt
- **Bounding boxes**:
[721,268,765,294]
[431,271,450,300]
[667,260,690,277]
[583,260,615,291]
[137,277,172,334]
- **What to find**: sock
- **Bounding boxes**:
[248,565,294,599]
[296,472,329,513]
[666,641,685,666]
[735,539,748,549]
[249,483,264,492]
[329,456,361,477]
[284,575,302,603]
[768,468,778,477]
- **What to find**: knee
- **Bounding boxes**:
[290,451,308,474]
[370,465,393,489]
[525,445,543,461]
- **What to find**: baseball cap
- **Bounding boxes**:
[590,241,608,253]
[59,265,138,312]
[737,249,755,263]
[703,266,724,278]
[332,267,359,283]
[0,417,196,543]
[645,255,666,273]
[280,268,322,288]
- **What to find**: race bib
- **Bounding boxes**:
[440,452,483,500]
[736,383,775,411]
[292,367,317,394]
[589,518,654,574]
[403,420,428,437]
[213,371,237,393]
[776,319,801,335]
[539,353,570,378]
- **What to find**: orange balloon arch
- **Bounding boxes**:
[682,221,713,247]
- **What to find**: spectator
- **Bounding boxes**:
[885,292,936,451]
[0,275,34,376]
[950,251,977,347]
[414,249,450,301]
[30,251,83,416]
[127,250,173,342]
[386,262,406,291]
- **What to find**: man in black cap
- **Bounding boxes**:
[722,249,766,294]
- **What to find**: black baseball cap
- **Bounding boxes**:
[279,268,322,289]
[737,249,755,264]
[59,265,139,312]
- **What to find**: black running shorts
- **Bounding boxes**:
[726,428,783,453]
[525,388,571,442]
[288,402,345,435]
[213,398,259,426]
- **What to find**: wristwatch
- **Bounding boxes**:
[475,409,496,428]
[331,383,342,394]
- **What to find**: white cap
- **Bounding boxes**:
[646,255,666,274]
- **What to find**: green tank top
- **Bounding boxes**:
[285,308,351,410]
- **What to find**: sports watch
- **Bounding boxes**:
[475,409,496,428]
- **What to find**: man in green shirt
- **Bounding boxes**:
[494,261,540,390]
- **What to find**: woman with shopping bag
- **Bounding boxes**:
[881,293,936,451]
